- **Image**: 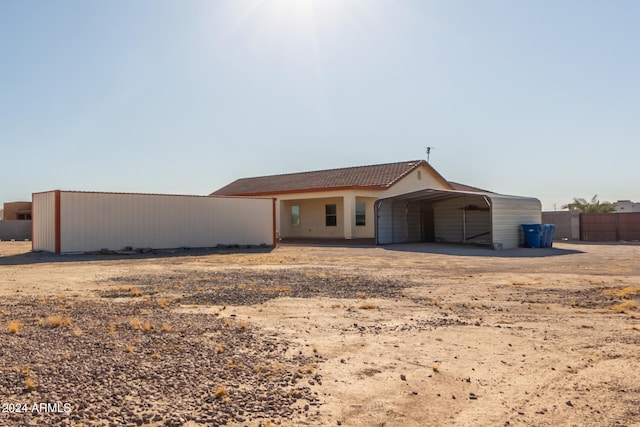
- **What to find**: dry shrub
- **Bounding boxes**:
[157,298,171,310]
[359,301,378,310]
[161,323,172,332]
[143,321,153,332]
[601,286,640,298]
[215,385,229,401]
[129,317,141,330]
[47,315,71,327]
[125,344,134,353]
[611,301,638,314]
[24,377,36,390]
[8,320,23,334]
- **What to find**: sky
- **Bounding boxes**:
[1,0,638,211]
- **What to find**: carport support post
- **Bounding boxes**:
[343,194,355,239]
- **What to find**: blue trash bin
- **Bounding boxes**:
[521,224,543,248]
[543,224,556,248]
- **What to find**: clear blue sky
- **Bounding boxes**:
[1,0,638,211]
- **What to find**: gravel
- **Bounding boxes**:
[1,296,319,426]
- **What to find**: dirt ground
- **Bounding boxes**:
[1,240,640,427]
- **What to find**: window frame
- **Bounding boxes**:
[325,204,337,227]
[355,202,366,226]
[291,205,300,227]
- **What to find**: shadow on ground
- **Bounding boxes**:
[0,246,275,266]
[382,242,584,258]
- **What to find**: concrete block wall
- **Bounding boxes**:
[541,211,580,240]
[0,220,32,241]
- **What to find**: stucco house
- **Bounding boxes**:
[213,160,542,249]
[214,160,445,241]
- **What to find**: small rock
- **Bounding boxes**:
[400,374,407,381]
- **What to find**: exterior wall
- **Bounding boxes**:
[3,202,32,220]
[492,197,542,249]
[280,197,344,239]
[0,220,32,241]
[33,191,275,253]
[378,166,451,198]
[354,197,377,238]
[615,201,640,213]
[542,211,580,240]
[32,192,57,252]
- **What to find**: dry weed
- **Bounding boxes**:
[610,301,637,314]
[24,377,36,390]
[8,320,23,334]
[359,301,378,310]
[129,317,141,330]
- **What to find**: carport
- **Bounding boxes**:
[375,189,541,249]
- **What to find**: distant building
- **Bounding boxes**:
[614,200,640,213]
[2,202,32,220]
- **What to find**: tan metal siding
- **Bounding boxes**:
[56,192,273,253]
[32,191,57,252]
[491,197,541,249]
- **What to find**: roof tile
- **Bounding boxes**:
[212,160,447,196]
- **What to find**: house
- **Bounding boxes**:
[0,201,33,241]
[2,201,32,220]
[213,160,542,249]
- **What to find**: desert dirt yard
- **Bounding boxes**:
[1,240,640,427]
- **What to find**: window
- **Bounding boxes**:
[325,204,337,227]
[356,202,366,226]
[291,205,300,226]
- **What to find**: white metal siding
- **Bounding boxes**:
[375,200,393,244]
[491,197,541,249]
[434,198,464,243]
[54,192,273,253]
[32,191,56,252]
[392,201,409,243]
[406,201,422,242]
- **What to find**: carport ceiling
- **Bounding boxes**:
[377,189,493,204]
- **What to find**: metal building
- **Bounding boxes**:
[32,190,276,254]
[375,189,541,249]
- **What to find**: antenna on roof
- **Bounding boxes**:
[425,147,435,163]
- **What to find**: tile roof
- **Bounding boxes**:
[212,160,451,196]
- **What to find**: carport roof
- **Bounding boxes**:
[376,188,536,204]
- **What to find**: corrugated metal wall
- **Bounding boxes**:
[433,196,491,244]
[434,198,464,242]
[580,212,640,241]
[376,191,541,249]
[58,192,274,253]
[32,191,274,253]
[491,197,541,249]
[375,200,393,244]
[32,191,57,252]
